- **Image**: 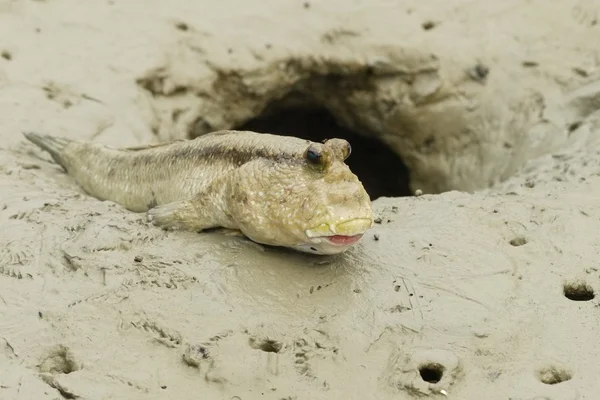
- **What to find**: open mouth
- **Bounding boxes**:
[305,218,372,247]
[325,234,363,246]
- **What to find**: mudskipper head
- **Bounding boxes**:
[287,138,374,255]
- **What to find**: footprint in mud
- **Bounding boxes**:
[0,221,42,279]
[181,326,339,389]
[182,329,236,370]
[130,318,183,349]
[182,343,211,368]
[293,328,339,380]
[195,328,288,385]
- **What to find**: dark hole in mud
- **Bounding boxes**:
[249,338,283,353]
[235,105,412,200]
[259,339,282,353]
[563,280,595,301]
[538,365,572,384]
[418,362,445,383]
[509,237,528,247]
[38,345,79,375]
[421,20,437,30]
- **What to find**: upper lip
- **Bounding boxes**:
[305,218,373,238]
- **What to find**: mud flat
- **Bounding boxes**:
[1,0,600,399]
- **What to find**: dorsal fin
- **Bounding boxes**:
[124,139,185,151]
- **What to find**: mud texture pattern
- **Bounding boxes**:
[1,0,600,399]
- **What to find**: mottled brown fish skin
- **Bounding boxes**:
[22,130,374,255]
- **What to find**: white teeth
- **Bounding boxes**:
[328,224,337,234]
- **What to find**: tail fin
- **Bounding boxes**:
[22,132,73,171]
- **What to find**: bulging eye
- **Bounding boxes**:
[343,142,352,160]
[305,146,322,165]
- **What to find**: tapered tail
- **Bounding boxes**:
[22,132,73,171]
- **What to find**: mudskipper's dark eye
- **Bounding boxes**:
[305,146,322,165]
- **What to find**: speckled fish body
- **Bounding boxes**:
[23,130,374,255]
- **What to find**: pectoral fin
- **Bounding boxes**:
[146,191,230,233]
[146,171,236,233]
[147,198,222,232]
[147,200,191,231]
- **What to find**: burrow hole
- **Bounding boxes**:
[563,280,595,301]
[418,362,445,384]
[235,102,412,201]
[37,345,79,374]
[509,236,528,247]
[538,365,572,385]
[249,337,283,353]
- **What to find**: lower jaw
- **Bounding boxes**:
[324,234,364,246]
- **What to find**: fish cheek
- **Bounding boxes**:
[299,187,330,230]
[226,167,284,242]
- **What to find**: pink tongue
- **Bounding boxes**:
[327,234,363,245]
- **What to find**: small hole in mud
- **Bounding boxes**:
[259,339,282,353]
[235,104,411,200]
[468,63,490,82]
[174,21,189,31]
[37,345,79,374]
[568,121,582,132]
[249,338,283,353]
[538,365,572,384]
[419,362,445,383]
[563,280,595,301]
[509,237,528,246]
[422,20,437,30]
